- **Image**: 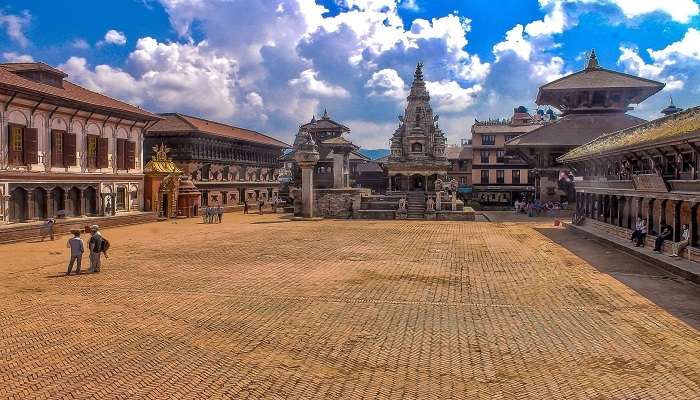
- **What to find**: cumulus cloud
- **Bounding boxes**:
[100,29,127,46]
[610,0,699,23]
[2,52,34,62]
[71,38,90,49]
[0,10,31,47]
[618,28,700,104]
[61,37,238,120]
[289,69,351,97]
[365,69,407,100]
[426,81,482,113]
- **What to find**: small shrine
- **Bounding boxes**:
[144,144,201,218]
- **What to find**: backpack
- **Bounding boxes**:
[100,237,110,253]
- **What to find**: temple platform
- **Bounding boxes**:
[0,212,159,245]
[563,221,700,285]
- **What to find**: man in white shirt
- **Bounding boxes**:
[671,224,690,257]
[66,230,84,275]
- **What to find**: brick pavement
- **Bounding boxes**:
[0,214,699,399]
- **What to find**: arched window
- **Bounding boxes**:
[411,142,423,153]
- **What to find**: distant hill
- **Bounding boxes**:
[359,149,390,160]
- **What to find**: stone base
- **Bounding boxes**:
[354,210,396,219]
[291,216,324,221]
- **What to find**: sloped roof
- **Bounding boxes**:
[301,117,350,131]
[472,123,542,134]
[0,63,160,120]
[559,106,700,162]
[506,113,646,148]
[446,146,473,160]
[356,161,384,173]
[322,136,355,146]
[149,113,289,148]
[539,67,664,91]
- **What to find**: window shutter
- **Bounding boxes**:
[63,132,77,166]
[126,141,136,169]
[23,127,38,165]
[51,130,64,167]
[7,125,22,165]
[116,138,126,170]
[98,137,109,168]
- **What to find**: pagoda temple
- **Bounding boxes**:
[387,62,450,191]
[506,50,665,203]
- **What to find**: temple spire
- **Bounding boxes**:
[661,95,683,116]
[322,108,329,119]
[586,49,600,70]
[414,61,424,81]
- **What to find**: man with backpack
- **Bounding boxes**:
[88,224,108,273]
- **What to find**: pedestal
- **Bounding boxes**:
[301,167,315,218]
[332,152,344,189]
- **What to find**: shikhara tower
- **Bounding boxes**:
[387,62,450,192]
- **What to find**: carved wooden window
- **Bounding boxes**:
[51,130,64,167]
[87,135,98,169]
[8,125,24,165]
[63,132,77,166]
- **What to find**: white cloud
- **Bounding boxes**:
[342,119,396,148]
[61,37,238,120]
[289,69,350,98]
[611,0,699,23]
[525,1,566,36]
[493,25,533,61]
[0,10,31,47]
[2,52,33,62]
[101,29,127,46]
[425,81,482,113]
[71,38,90,49]
[365,69,407,100]
[400,0,419,11]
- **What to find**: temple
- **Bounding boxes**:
[505,50,664,203]
[281,109,369,190]
[387,62,450,191]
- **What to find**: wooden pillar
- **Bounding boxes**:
[617,196,624,228]
[646,198,655,234]
[659,199,668,233]
[673,200,682,241]
[691,203,698,247]
[47,191,54,218]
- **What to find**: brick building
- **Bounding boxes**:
[471,108,541,206]
[145,113,289,209]
[0,62,161,224]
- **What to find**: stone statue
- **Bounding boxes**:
[195,170,202,181]
[449,178,458,192]
[435,179,444,192]
[398,197,407,211]
[426,197,435,212]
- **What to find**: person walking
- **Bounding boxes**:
[243,199,249,214]
[671,224,690,257]
[258,199,264,215]
[88,225,104,273]
[41,218,56,241]
[217,206,223,223]
[653,224,673,252]
[65,230,84,275]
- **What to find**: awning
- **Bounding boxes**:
[457,187,473,194]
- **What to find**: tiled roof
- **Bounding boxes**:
[356,161,384,173]
[505,113,645,148]
[148,113,290,148]
[0,63,159,120]
[1,62,67,77]
[446,146,472,160]
[539,67,664,91]
[559,106,700,162]
[301,117,350,131]
[472,124,542,134]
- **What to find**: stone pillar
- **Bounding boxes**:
[332,151,344,189]
[617,196,623,227]
[435,191,441,211]
[80,189,87,217]
[26,190,34,220]
[293,141,320,219]
[646,198,654,234]
[451,191,457,211]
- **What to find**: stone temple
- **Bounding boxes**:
[387,62,450,192]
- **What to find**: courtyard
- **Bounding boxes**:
[0,214,699,399]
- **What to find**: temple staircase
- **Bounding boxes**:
[406,192,426,220]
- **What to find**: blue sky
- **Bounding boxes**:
[1,0,699,147]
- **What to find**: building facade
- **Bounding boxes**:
[560,106,700,261]
[145,113,289,209]
[387,62,449,191]
[0,62,161,224]
[471,108,540,206]
[506,51,664,204]
[446,144,472,187]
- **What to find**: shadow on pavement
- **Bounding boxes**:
[536,226,700,331]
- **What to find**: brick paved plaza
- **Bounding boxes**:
[1,214,699,399]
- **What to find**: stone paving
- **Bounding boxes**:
[0,214,699,399]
